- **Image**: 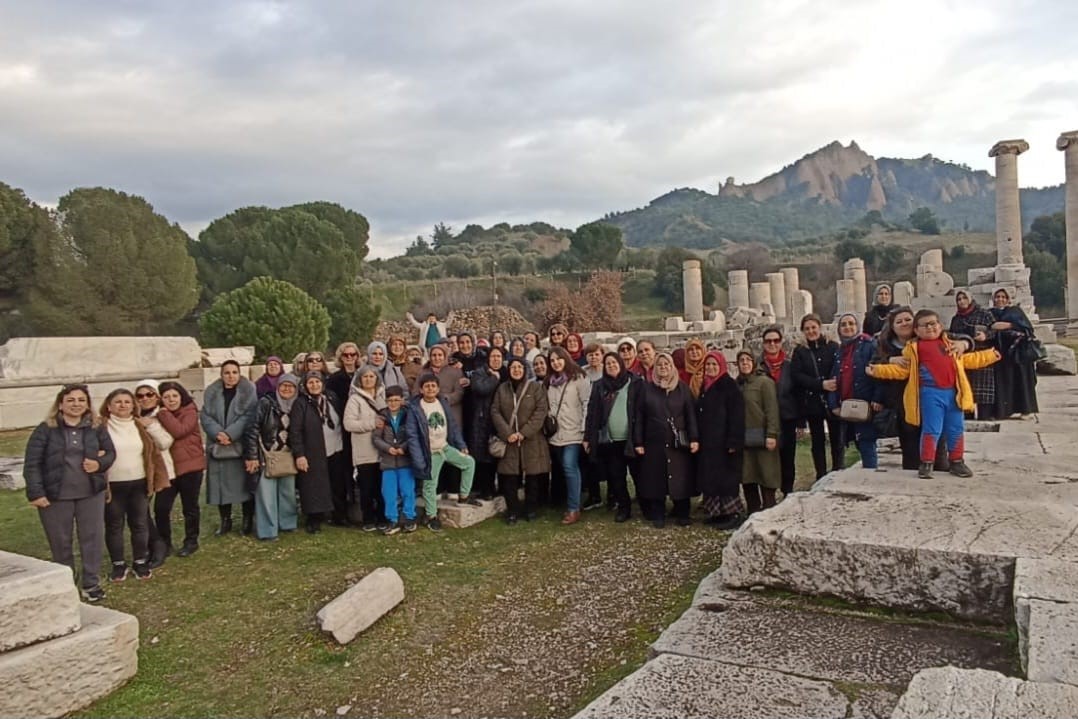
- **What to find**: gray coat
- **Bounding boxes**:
[200,378,257,505]
[371,407,411,470]
[491,380,550,477]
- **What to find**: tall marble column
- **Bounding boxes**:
[780,267,800,320]
[1058,131,1078,320]
[765,272,787,321]
[749,282,772,312]
[682,260,704,322]
[989,139,1030,267]
[728,270,750,309]
[836,279,856,316]
[843,258,867,314]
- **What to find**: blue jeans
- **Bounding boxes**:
[381,467,416,524]
[920,386,965,462]
[553,443,582,512]
[254,473,297,539]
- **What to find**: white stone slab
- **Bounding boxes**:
[1039,344,1077,376]
[893,667,1078,719]
[1015,558,1078,604]
[720,491,1078,621]
[0,603,139,719]
[0,336,201,383]
[573,652,849,719]
[1024,599,1078,686]
[0,550,81,651]
[200,346,255,367]
[316,567,404,644]
[0,457,24,490]
[437,495,506,528]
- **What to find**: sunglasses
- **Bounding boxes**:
[340,352,358,358]
[550,332,565,337]
[136,392,157,399]
[307,356,324,362]
[62,383,89,393]
[763,338,782,344]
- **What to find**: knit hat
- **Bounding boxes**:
[617,336,636,350]
[277,373,300,388]
[134,379,159,394]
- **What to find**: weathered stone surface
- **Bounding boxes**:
[0,456,24,490]
[893,666,1078,719]
[650,601,1012,685]
[0,603,138,719]
[573,653,849,719]
[437,495,506,528]
[1038,344,1077,376]
[316,567,404,644]
[1013,558,1078,676]
[1024,599,1078,686]
[720,490,1078,621]
[847,688,899,719]
[0,550,81,651]
[0,336,201,383]
[200,346,255,367]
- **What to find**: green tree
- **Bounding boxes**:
[191,203,365,303]
[324,286,380,350]
[0,183,56,331]
[877,244,905,273]
[405,235,432,256]
[1026,247,1064,309]
[833,238,877,266]
[431,222,454,248]
[443,254,473,278]
[653,247,717,312]
[199,277,330,360]
[908,207,941,235]
[27,187,199,335]
[1025,212,1065,260]
[570,221,623,269]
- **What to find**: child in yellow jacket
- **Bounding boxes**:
[867,309,1000,479]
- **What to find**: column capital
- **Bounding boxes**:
[989,139,1029,157]
[1057,131,1078,151]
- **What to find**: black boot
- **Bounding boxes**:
[241,499,255,536]
[178,508,200,555]
[149,538,170,569]
[214,504,233,536]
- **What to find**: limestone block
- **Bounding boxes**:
[749,282,772,311]
[706,310,726,332]
[893,281,915,306]
[1024,600,1078,685]
[995,265,1031,284]
[719,492,1078,621]
[0,551,81,651]
[766,272,787,319]
[201,346,255,367]
[892,667,1078,719]
[1035,324,1060,345]
[178,366,250,393]
[682,260,705,322]
[919,249,945,272]
[437,495,506,528]
[0,336,201,383]
[0,457,24,490]
[0,380,151,431]
[248,364,266,384]
[918,270,955,297]
[728,270,750,309]
[789,289,813,325]
[573,652,848,719]
[664,317,689,332]
[842,258,867,314]
[316,567,404,644]
[0,603,139,719]
[967,267,997,286]
[836,279,856,315]
[1038,344,1076,375]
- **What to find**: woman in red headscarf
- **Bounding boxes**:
[695,351,746,529]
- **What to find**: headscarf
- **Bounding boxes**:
[871,284,894,311]
[837,313,864,346]
[256,357,283,396]
[367,340,406,389]
[989,288,1034,332]
[367,341,389,368]
[566,332,585,362]
[652,352,680,392]
[735,350,755,384]
[275,373,299,414]
[304,371,336,429]
[506,357,528,392]
[954,290,976,317]
[598,352,629,395]
[683,339,707,398]
[701,351,729,393]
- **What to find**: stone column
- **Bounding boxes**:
[843,258,867,314]
[893,281,915,307]
[728,270,750,309]
[790,289,813,324]
[989,139,1030,267]
[682,260,704,322]
[780,267,800,319]
[749,282,772,311]
[765,272,787,321]
[1058,131,1078,320]
[836,279,856,316]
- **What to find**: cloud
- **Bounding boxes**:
[1,0,1076,257]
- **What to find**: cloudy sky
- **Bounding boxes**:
[2,1,1076,257]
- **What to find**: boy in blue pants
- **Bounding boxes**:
[867,309,1000,479]
[372,385,417,534]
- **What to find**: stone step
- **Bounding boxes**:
[720,491,1078,622]
[0,603,139,719]
[0,550,81,652]
[893,667,1078,719]
[417,495,506,528]
[1013,558,1078,685]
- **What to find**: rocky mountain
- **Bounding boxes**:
[605,141,1064,248]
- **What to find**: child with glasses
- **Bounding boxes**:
[867,309,1000,479]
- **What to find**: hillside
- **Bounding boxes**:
[604,141,1064,248]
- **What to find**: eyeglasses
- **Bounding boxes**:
[763,338,782,344]
[550,331,565,337]
[135,392,156,399]
[917,321,940,329]
[340,352,358,358]
[618,346,633,352]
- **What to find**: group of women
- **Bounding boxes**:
[24,290,1040,600]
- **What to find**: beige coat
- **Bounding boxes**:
[545,377,590,447]
[343,390,383,466]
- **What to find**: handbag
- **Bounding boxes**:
[838,398,872,423]
[543,384,567,438]
[744,427,767,448]
[491,384,526,457]
[210,442,242,460]
[1013,337,1047,364]
[872,408,899,438]
[264,448,297,478]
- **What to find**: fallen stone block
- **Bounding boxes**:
[0,336,201,383]
[1024,600,1078,686]
[0,603,138,719]
[0,550,81,651]
[573,652,849,719]
[892,666,1078,719]
[317,567,404,644]
[437,495,506,528]
[1014,557,1078,678]
[200,346,255,367]
[1038,344,1077,376]
[720,492,1078,621]
[0,457,24,490]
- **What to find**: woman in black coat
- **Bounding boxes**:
[695,351,745,529]
[288,372,342,533]
[632,352,699,528]
[583,352,639,523]
[466,346,505,500]
[990,288,1039,418]
[790,313,843,480]
[862,284,896,337]
[950,290,997,419]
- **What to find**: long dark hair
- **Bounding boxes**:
[877,305,914,358]
[544,346,584,385]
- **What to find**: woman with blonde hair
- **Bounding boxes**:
[24,384,115,603]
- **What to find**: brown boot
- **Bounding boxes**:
[561,511,580,525]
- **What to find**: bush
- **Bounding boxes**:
[538,271,623,333]
[324,286,381,350]
[199,277,330,360]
